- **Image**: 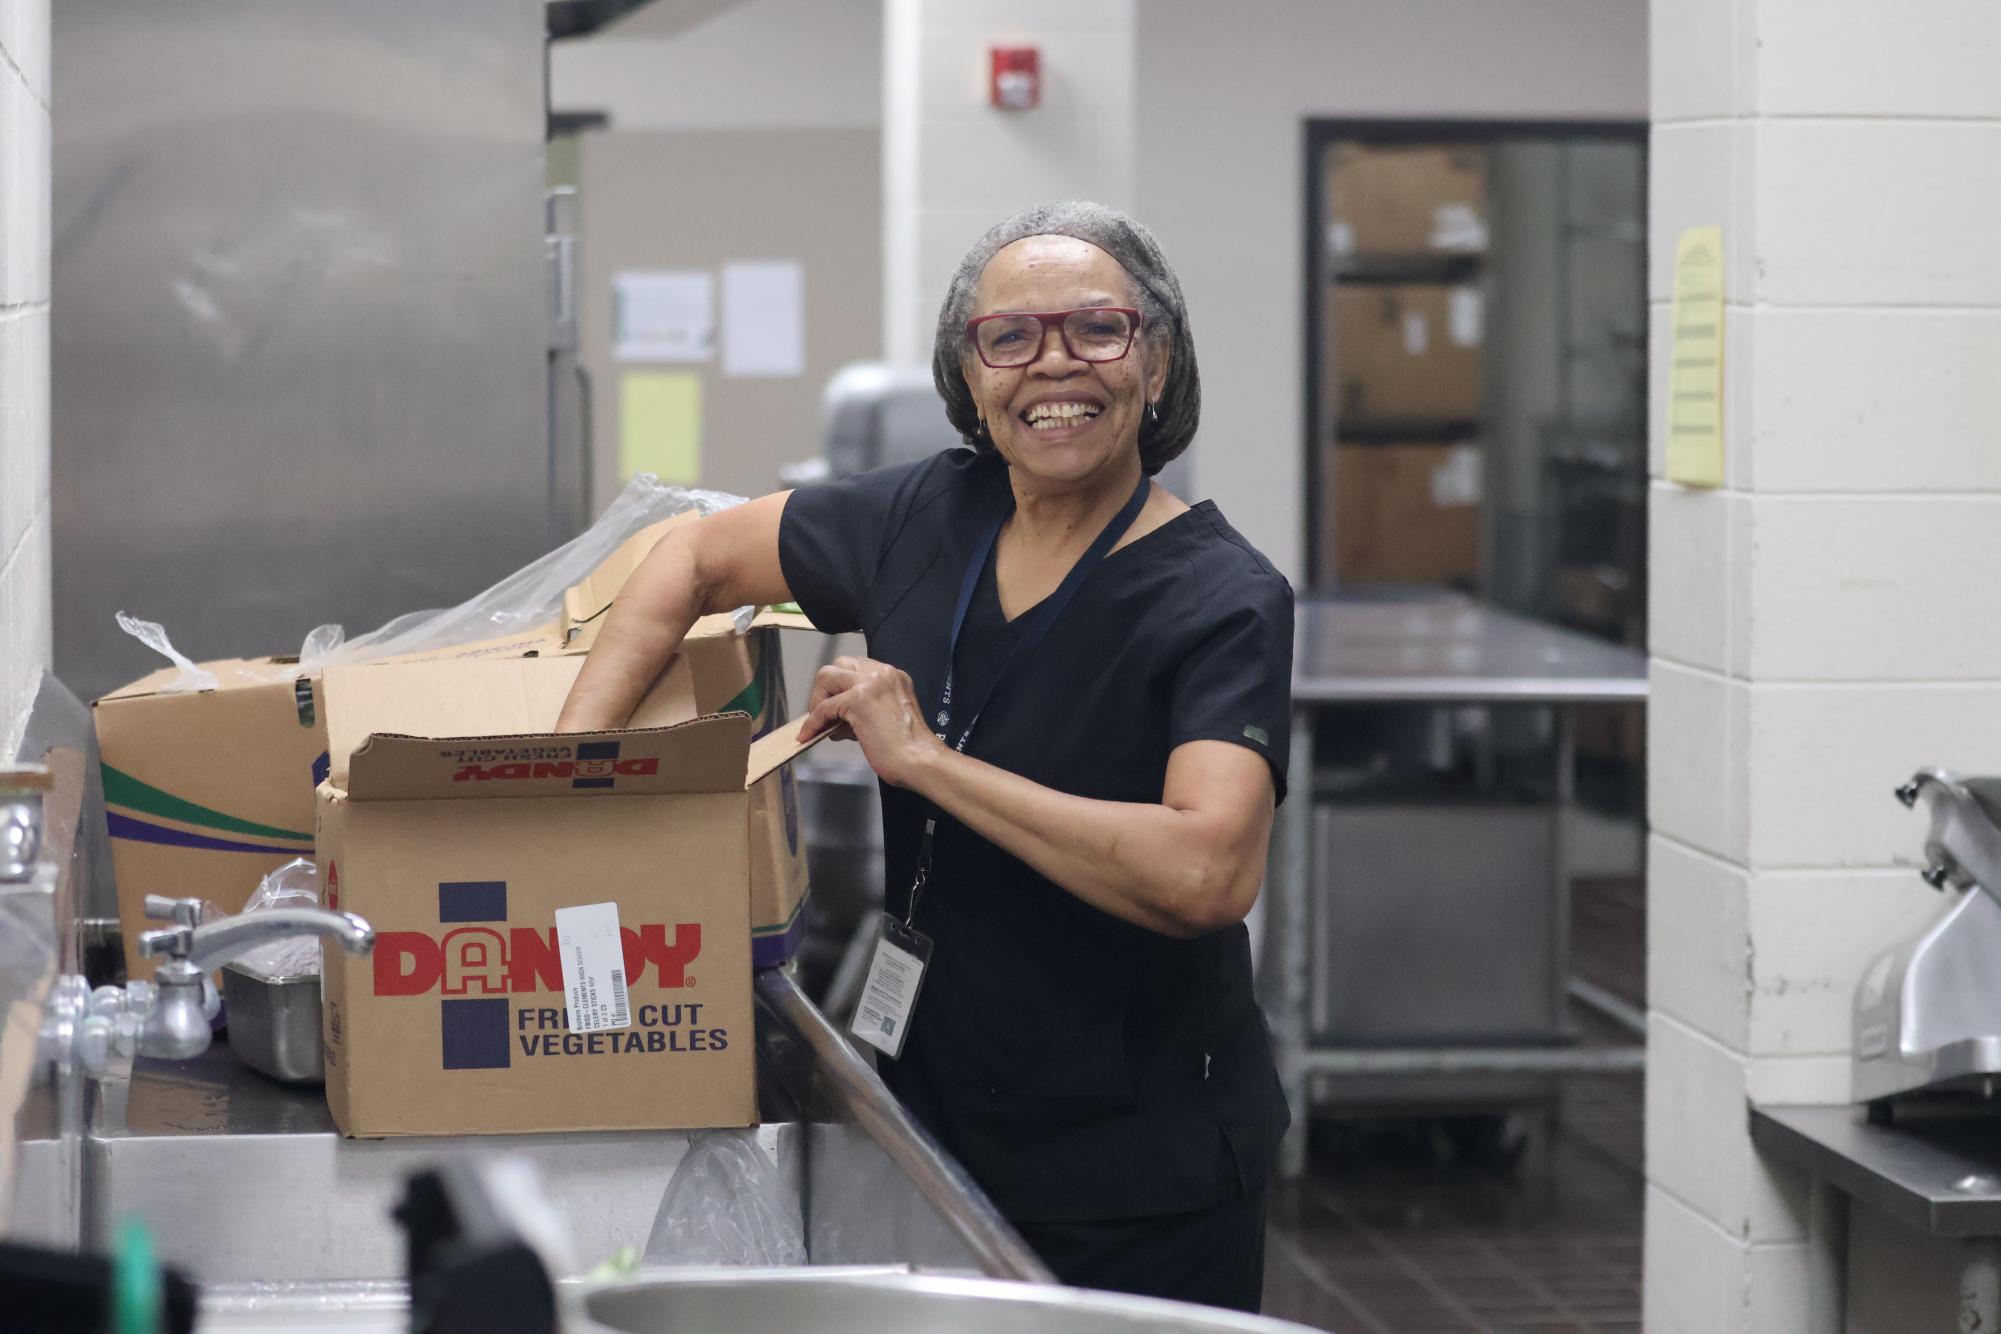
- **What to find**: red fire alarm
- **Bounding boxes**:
[990,46,1039,111]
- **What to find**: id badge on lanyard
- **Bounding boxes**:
[852,912,934,1060]
[849,473,1150,1060]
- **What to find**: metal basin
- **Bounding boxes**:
[579,1270,1321,1334]
[50,1045,801,1283]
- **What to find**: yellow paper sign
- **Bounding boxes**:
[620,371,702,485]
[1666,226,1725,487]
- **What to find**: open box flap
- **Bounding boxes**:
[344,713,753,802]
[323,656,696,788]
[745,723,832,789]
[556,511,814,652]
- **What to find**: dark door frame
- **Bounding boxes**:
[1301,116,1651,590]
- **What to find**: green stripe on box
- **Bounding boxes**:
[721,638,773,721]
[102,765,314,843]
[752,890,808,937]
[721,675,764,720]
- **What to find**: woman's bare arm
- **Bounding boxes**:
[556,491,795,732]
[797,657,1274,938]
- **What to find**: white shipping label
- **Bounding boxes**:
[1430,446,1485,508]
[555,902,632,1034]
[1449,288,1485,347]
[1402,311,1429,357]
[852,935,927,1060]
[1431,203,1489,252]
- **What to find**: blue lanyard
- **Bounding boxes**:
[907,471,1152,922]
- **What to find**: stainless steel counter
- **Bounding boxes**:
[13,970,1039,1291]
[1750,1103,2001,1333]
[74,1043,799,1284]
[1751,1104,2001,1239]
[1266,593,1649,1177]
[1292,594,1648,704]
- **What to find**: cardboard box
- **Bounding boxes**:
[316,653,821,1137]
[1327,444,1482,586]
[96,660,326,980]
[1329,284,1485,423]
[95,628,566,980]
[96,512,817,977]
[1325,142,1488,258]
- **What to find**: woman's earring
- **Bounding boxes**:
[1147,401,1160,424]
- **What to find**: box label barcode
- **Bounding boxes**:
[554,902,632,1034]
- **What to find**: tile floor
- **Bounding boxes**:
[1261,878,1646,1333]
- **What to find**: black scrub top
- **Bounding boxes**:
[779,447,1293,1224]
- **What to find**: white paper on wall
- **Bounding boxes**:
[614,270,715,363]
[721,260,805,378]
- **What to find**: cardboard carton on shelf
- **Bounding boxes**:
[1327,284,1484,424]
[96,512,819,979]
[1324,443,1483,587]
[1325,142,1489,258]
[315,652,825,1137]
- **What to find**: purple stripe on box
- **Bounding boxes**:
[438,881,507,923]
[106,811,309,858]
[751,911,809,968]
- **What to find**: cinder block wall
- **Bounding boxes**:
[0,0,51,753]
[1645,2,2001,1327]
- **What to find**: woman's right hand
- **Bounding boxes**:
[555,491,796,733]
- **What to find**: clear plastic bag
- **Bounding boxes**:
[230,858,324,979]
[641,1130,806,1268]
[112,612,218,692]
[115,475,747,690]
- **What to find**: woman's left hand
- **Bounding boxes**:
[797,656,945,790]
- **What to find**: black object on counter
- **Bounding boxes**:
[397,1161,559,1334]
[0,1238,197,1334]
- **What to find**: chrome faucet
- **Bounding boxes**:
[76,895,375,1070]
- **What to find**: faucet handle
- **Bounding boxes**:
[136,924,194,961]
[143,894,205,927]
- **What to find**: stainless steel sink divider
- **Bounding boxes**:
[752,969,1053,1284]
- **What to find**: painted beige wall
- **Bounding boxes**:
[578,128,884,509]
[1133,0,1649,586]
[551,0,880,133]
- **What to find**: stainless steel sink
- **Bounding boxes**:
[51,1043,801,1283]
[576,1270,1320,1334]
[188,1270,1327,1334]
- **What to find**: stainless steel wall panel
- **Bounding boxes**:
[52,1,555,698]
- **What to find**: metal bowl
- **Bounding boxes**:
[220,963,324,1084]
[577,1269,1320,1334]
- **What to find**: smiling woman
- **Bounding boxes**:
[558,200,1294,1314]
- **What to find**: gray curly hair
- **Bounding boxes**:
[931,201,1200,476]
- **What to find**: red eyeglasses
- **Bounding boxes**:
[965,307,1142,369]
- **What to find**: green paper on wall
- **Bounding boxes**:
[620,371,702,485]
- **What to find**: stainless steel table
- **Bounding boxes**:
[1266,594,1649,1177]
[1751,1104,2001,1333]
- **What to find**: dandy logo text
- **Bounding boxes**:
[451,757,659,783]
[373,881,723,1072]
[442,738,650,790]
[372,920,700,997]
